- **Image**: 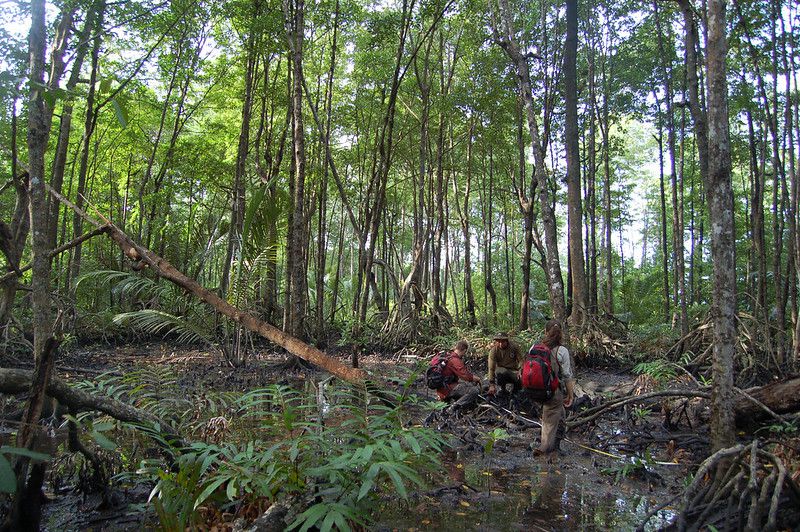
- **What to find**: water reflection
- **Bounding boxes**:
[377,452,676,531]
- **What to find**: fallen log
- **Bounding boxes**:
[734,377,800,426]
[47,185,367,386]
[0,367,182,445]
[568,378,800,431]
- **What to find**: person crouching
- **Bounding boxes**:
[430,340,482,410]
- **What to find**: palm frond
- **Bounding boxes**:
[113,309,214,346]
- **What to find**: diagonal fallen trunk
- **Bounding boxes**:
[46,184,371,388]
[98,223,368,384]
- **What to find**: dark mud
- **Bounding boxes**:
[4,343,705,530]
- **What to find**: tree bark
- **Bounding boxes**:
[3,2,56,529]
[281,0,309,339]
[705,0,737,452]
[493,0,565,322]
[565,0,587,329]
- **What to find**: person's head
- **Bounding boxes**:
[542,320,562,349]
[493,332,509,349]
[454,340,469,356]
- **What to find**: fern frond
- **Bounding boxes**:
[113,310,214,346]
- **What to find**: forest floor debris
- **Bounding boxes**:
[1,341,798,531]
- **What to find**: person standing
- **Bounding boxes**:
[487,332,525,396]
[530,320,575,455]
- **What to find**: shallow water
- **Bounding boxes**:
[376,450,677,531]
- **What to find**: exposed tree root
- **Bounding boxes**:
[664,441,800,532]
[576,314,629,361]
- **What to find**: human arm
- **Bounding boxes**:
[487,346,497,394]
[557,346,575,407]
[449,356,479,383]
[564,379,575,407]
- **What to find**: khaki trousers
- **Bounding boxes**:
[537,388,565,453]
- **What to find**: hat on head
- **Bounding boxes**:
[493,332,510,341]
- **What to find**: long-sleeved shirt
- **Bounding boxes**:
[434,351,476,400]
[552,345,574,382]
[487,341,525,382]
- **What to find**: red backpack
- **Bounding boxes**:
[425,351,455,390]
[520,343,559,401]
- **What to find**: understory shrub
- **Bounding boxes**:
[120,382,448,531]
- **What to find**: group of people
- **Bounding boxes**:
[429,320,575,457]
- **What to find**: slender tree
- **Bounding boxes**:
[565,0,587,328]
[705,0,737,452]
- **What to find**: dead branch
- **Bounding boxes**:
[567,389,712,429]
[47,185,368,387]
[734,377,800,425]
[0,226,109,284]
[0,367,182,446]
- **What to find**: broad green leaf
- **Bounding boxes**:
[381,462,407,498]
[357,478,373,500]
[0,447,51,462]
[194,476,228,509]
[90,431,117,451]
[0,455,16,493]
[112,98,128,128]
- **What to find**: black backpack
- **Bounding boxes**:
[425,351,454,390]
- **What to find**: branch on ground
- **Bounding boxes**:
[0,367,183,447]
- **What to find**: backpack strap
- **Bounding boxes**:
[550,346,565,388]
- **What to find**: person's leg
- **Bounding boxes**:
[448,383,479,410]
[495,367,521,393]
[538,389,565,453]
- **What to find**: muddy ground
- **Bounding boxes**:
[2,342,713,531]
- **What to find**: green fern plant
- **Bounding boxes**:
[633,359,678,385]
[112,309,214,346]
[128,383,448,530]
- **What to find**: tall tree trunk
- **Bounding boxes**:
[3,1,55,529]
[315,0,339,346]
[586,1,599,316]
[493,0,565,322]
[67,2,106,295]
[747,110,770,336]
[654,0,687,336]
[222,17,258,299]
[483,148,498,323]
[705,0,737,452]
[653,91,671,323]
[355,0,414,333]
[48,4,95,251]
[565,0,586,329]
[456,121,477,327]
[284,0,308,338]
[516,99,534,330]
[601,61,614,315]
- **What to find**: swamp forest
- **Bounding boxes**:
[1,0,800,530]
